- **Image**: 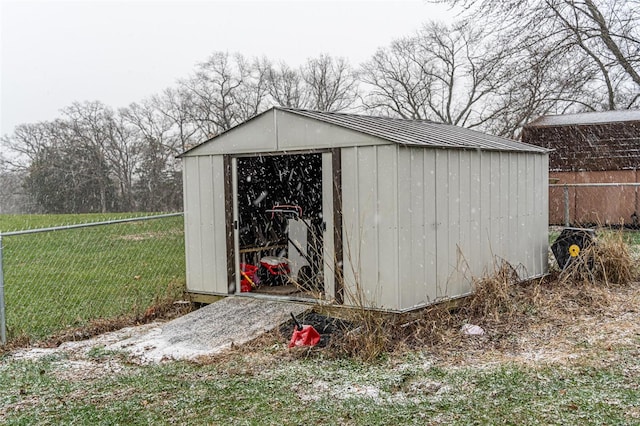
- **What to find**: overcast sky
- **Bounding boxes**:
[0,0,455,137]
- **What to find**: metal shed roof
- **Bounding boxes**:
[526,110,640,127]
[282,108,548,153]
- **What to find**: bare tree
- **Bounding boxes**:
[0,153,28,213]
[263,60,308,109]
[435,0,640,110]
[0,121,61,170]
[483,43,596,138]
[152,87,203,151]
[361,22,507,128]
[121,99,184,211]
[300,54,359,112]
[61,101,134,212]
[233,55,271,121]
[180,51,271,138]
[360,36,434,119]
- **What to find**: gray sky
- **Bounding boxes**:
[0,0,454,137]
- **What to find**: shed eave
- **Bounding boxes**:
[178,108,276,158]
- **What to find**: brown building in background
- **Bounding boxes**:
[522,110,640,226]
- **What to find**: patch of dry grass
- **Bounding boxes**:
[325,308,395,362]
[315,236,638,363]
[559,229,635,286]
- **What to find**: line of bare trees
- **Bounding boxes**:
[1,0,638,214]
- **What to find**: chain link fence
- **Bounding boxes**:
[0,213,185,345]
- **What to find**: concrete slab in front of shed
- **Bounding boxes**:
[109,297,309,363]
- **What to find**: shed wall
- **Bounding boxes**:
[340,145,548,311]
[182,155,229,294]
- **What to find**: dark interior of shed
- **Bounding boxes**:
[236,153,324,296]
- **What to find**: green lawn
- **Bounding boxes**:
[0,213,185,341]
[0,213,156,233]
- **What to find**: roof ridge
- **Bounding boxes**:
[279,107,548,154]
[527,109,640,127]
[277,107,436,124]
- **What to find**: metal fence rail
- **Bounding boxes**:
[0,213,185,345]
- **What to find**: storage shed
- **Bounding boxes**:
[522,110,640,225]
[180,107,549,312]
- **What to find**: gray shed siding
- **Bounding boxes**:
[180,108,549,311]
[340,145,548,311]
[185,109,388,156]
[182,155,228,294]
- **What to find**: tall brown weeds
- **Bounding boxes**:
[467,260,521,322]
[559,229,636,286]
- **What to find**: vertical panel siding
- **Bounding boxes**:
[341,144,400,309]
[377,145,400,309]
[403,148,547,311]
[537,155,550,274]
[340,147,361,305]
[479,152,492,275]
[523,155,534,275]
[435,150,450,299]
[524,154,536,275]
[197,156,216,289]
[401,149,430,308]
[397,148,414,308]
[422,150,438,304]
[490,153,505,259]
[211,155,229,294]
[356,146,380,306]
[468,152,483,282]
[510,153,521,271]
[183,155,228,294]
[446,151,462,297]
[183,157,204,292]
[341,145,548,312]
[456,150,472,296]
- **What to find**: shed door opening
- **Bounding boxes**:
[232,153,330,299]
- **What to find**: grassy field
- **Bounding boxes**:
[0,213,185,341]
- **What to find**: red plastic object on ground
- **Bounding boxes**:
[260,256,290,276]
[240,263,258,292]
[288,313,321,348]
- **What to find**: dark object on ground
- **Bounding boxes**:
[551,227,595,270]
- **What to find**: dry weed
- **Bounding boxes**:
[558,229,636,286]
[466,260,521,322]
[398,303,458,348]
[328,308,394,362]
[591,230,635,285]
[324,263,397,361]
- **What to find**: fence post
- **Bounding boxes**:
[563,184,570,227]
[0,235,6,345]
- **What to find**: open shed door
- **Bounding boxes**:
[230,151,337,302]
